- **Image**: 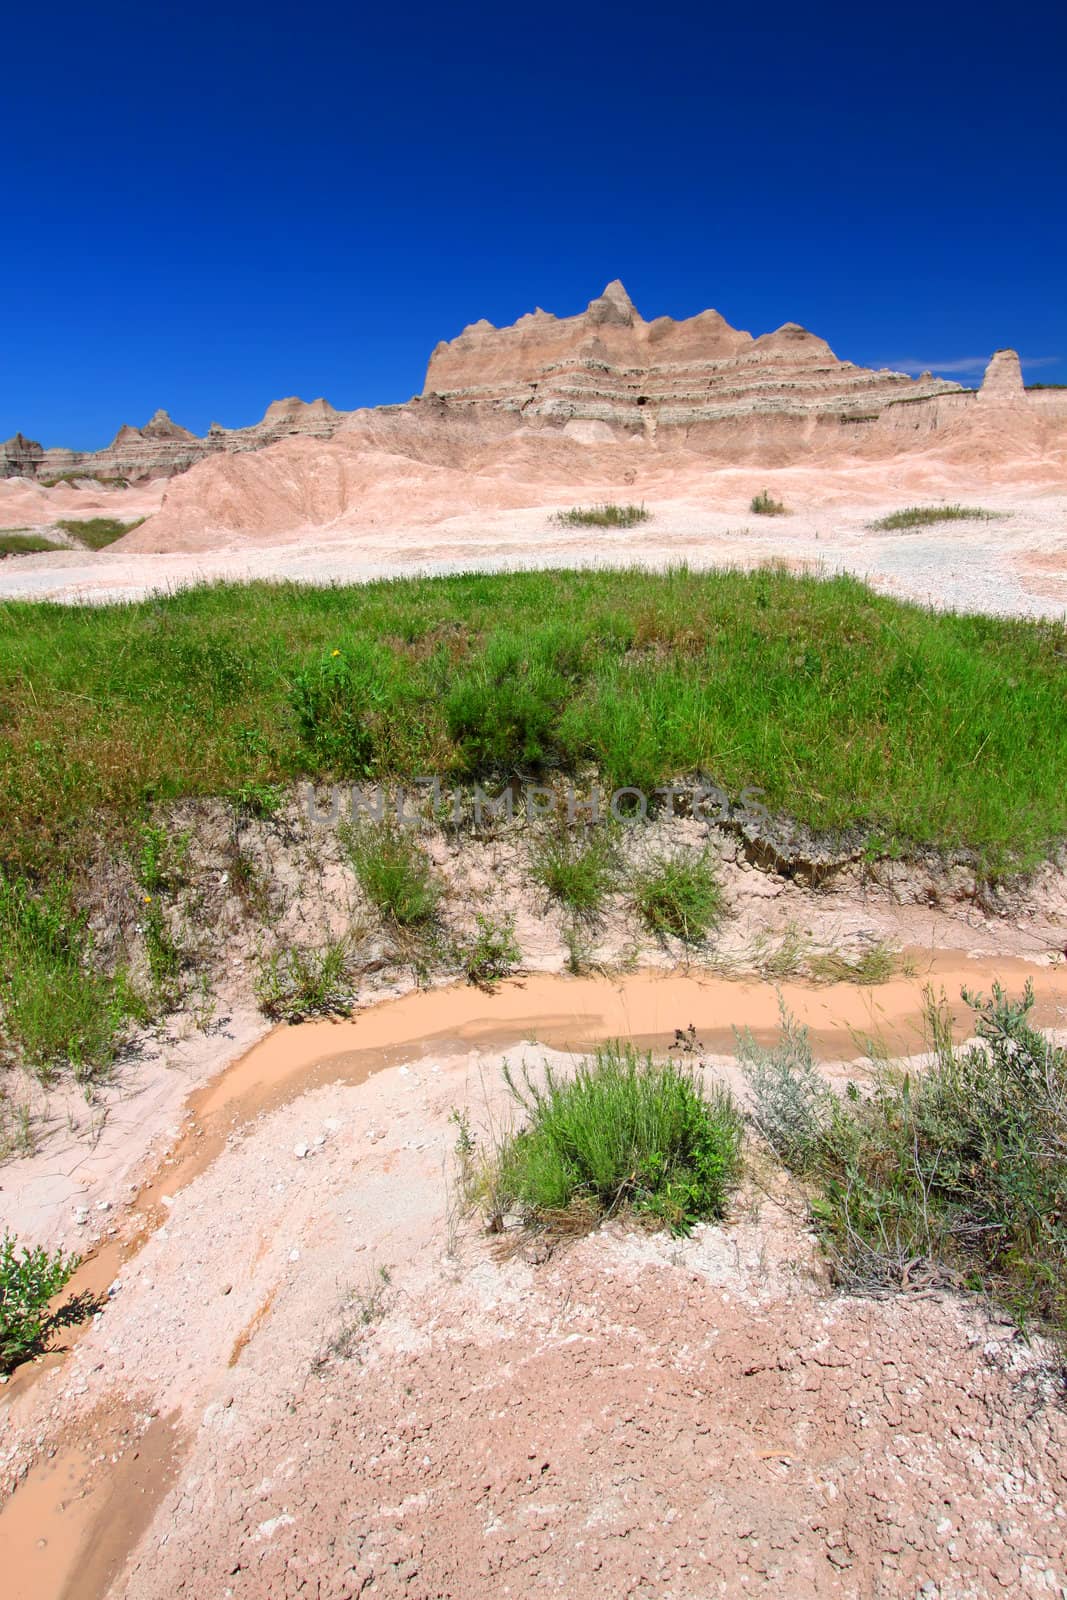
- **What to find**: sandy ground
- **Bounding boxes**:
[2,1002,1067,1599]
[0,496,1062,619]
[2,472,1065,618]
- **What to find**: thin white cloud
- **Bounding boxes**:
[888,355,1061,376]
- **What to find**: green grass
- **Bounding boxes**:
[0,532,59,555]
[460,913,521,987]
[750,490,788,516]
[253,937,358,1021]
[632,847,724,943]
[492,1044,743,1234]
[531,828,618,919]
[1,1232,95,1373]
[342,820,442,927]
[0,872,145,1082]
[0,567,1065,879]
[869,505,1001,532]
[741,985,1067,1335]
[552,504,650,528]
[55,517,144,550]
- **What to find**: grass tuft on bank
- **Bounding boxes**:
[0,567,1064,877]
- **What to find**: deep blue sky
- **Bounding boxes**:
[3,0,1065,449]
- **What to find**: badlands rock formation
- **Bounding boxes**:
[1,397,344,483]
[423,279,963,437]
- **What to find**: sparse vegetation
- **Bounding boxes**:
[54,517,144,549]
[460,913,521,988]
[342,820,442,927]
[1,568,1065,879]
[631,847,724,943]
[0,532,59,555]
[742,986,1067,1334]
[253,937,358,1021]
[808,941,901,986]
[531,828,618,919]
[868,505,1001,532]
[553,503,650,528]
[0,872,144,1082]
[750,490,788,516]
[1,1231,94,1373]
[490,1044,743,1234]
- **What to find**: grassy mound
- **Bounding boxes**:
[0,567,1064,877]
[491,1045,743,1234]
[0,532,59,555]
[55,517,144,550]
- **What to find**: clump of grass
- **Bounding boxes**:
[253,937,358,1021]
[0,532,59,555]
[460,913,521,988]
[750,490,788,516]
[743,984,1067,1334]
[1,1231,96,1373]
[530,828,617,919]
[553,503,650,529]
[445,623,591,775]
[342,820,442,927]
[808,941,900,986]
[0,872,144,1082]
[54,517,144,549]
[228,780,286,820]
[868,505,1000,532]
[631,848,724,943]
[493,1044,743,1234]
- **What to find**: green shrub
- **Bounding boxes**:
[553,504,650,528]
[342,821,441,927]
[0,1232,93,1373]
[868,505,1000,532]
[736,1001,834,1172]
[0,873,143,1082]
[631,848,724,942]
[290,643,400,776]
[460,913,521,987]
[530,828,617,918]
[495,1044,743,1233]
[744,984,1067,1333]
[750,491,788,516]
[445,627,588,775]
[253,937,357,1021]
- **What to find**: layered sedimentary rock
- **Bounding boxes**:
[6,285,1062,487]
[423,280,963,434]
[2,398,345,482]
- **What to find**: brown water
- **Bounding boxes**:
[2,951,1066,1598]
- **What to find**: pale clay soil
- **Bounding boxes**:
[1,797,1067,1598]
[0,472,1065,619]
